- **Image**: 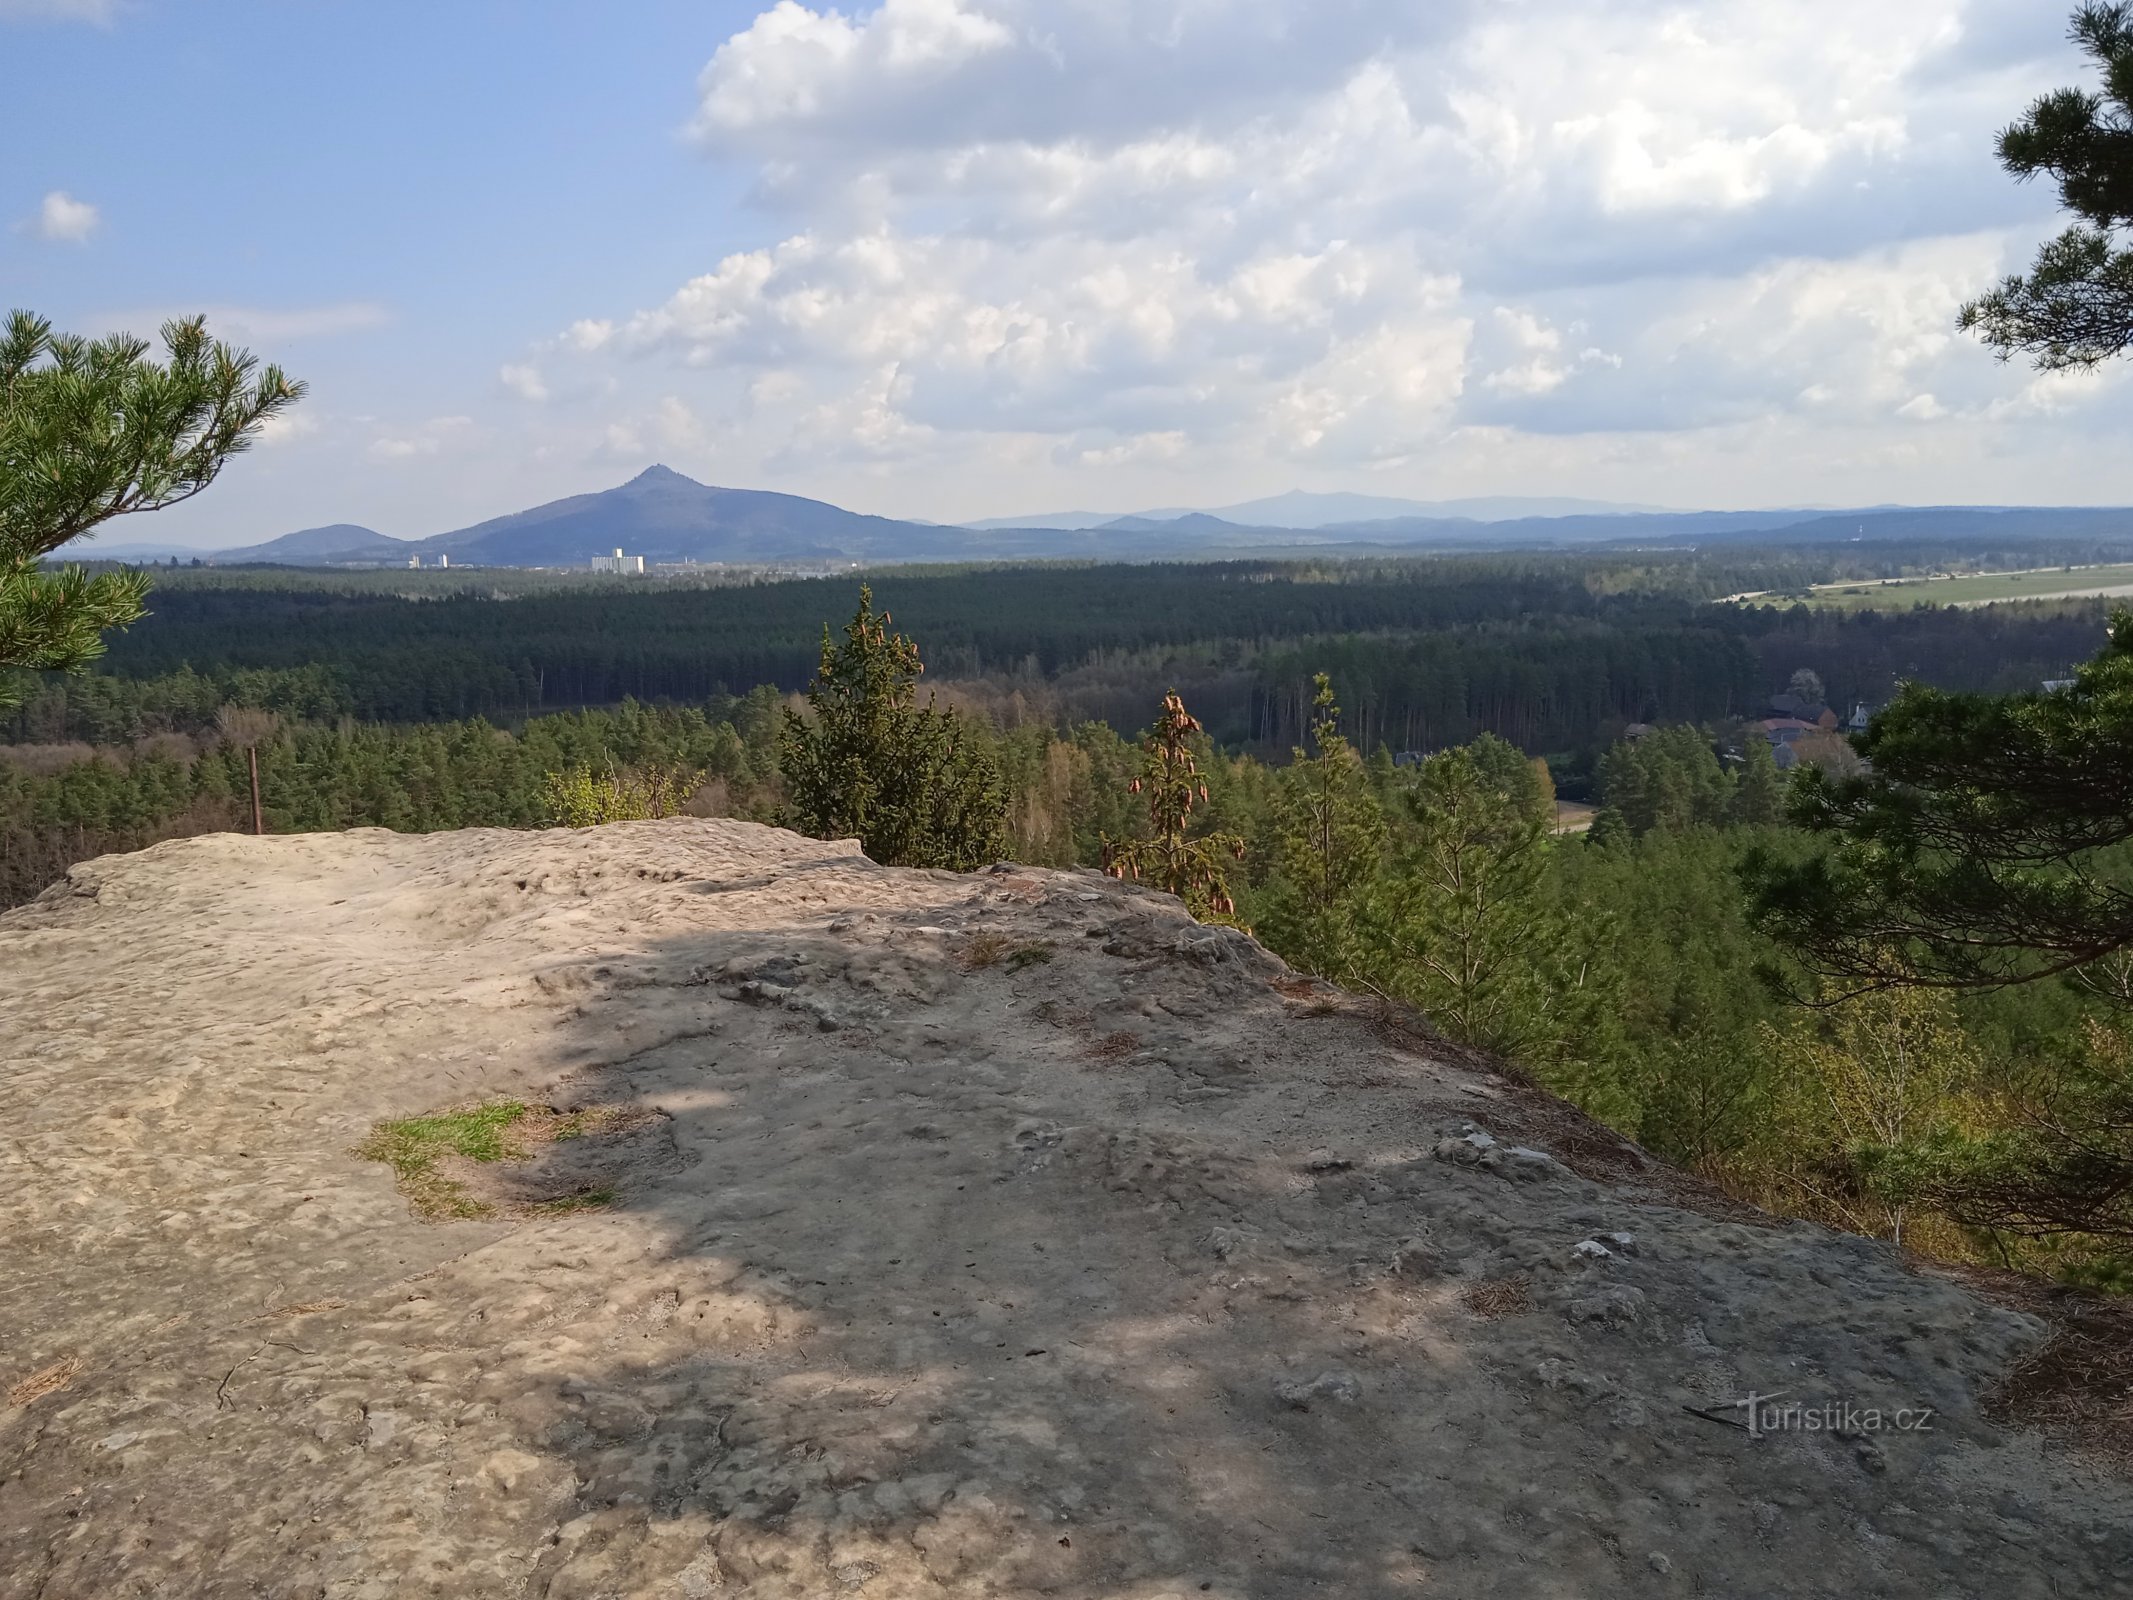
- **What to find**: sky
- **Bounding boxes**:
[3,0,2126,548]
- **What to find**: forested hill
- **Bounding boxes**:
[11,554,2116,755]
[201,463,2133,566]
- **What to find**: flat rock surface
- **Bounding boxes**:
[1,819,2127,1598]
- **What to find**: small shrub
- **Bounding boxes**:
[543,761,703,826]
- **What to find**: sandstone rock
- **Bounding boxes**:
[0,819,2122,1598]
[1567,1287,1649,1326]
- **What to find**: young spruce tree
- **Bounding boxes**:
[779,587,1006,870]
[1361,735,1567,1056]
[1254,673,1385,979]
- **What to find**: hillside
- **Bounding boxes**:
[3,820,2127,1596]
[416,465,947,565]
[211,522,405,565]
[200,472,2133,569]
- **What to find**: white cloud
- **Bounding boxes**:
[694,0,1013,139]
[563,319,615,352]
[509,0,2118,516]
[33,190,99,243]
[499,363,549,402]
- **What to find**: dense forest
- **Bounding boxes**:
[12,550,2115,750]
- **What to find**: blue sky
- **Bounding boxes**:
[4,0,2124,547]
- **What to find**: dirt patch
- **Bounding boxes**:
[1936,1265,2133,1470]
[354,1100,677,1221]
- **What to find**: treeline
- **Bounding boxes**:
[1253,622,1761,751]
[1728,602,2108,702]
[0,688,1175,911]
[8,556,2117,754]
[0,694,777,910]
[82,561,1708,728]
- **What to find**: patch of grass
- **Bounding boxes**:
[1003,941,1055,972]
[354,1102,531,1219]
[958,931,1013,970]
[353,1101,642,1221]
[1800,562,2133,611]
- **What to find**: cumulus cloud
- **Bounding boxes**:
[32,190,99,243]
[692,0,1464,166]
[521,0,2112,513]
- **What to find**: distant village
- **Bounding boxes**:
[1620,670,1873,775]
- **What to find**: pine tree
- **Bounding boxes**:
[1593,726,1732,839]
[1255,673,1385,977]
[778,587,1006,870]
[1,312,303,703]
[1103,690,1244,920]
[1361,740,1563,1055]
[1959,4,2133,369]
[1748,614,2133,1278]
[1731,735,1783,826]
[1749,612,2133,995]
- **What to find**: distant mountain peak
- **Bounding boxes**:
[625,463,699,488]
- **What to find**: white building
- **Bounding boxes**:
[591,548,645,574]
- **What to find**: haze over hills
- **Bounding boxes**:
[965,489,1676,530]
[192,465,2133,568]
[214,524,407,564]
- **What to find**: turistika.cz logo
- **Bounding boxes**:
[1717,1390,1936,1439]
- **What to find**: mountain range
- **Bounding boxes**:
[962,489,1675,529]
[184,465,2133,568]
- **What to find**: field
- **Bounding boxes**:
[1799,562,2133,610]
